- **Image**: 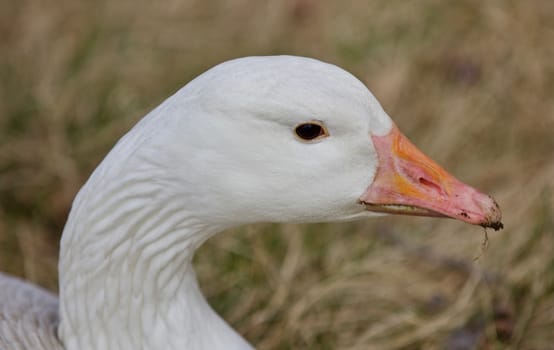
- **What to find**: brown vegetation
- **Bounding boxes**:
[1,0,553,348]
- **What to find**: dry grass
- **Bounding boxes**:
[1,0,553,348]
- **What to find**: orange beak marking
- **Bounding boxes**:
[360,124,503,230]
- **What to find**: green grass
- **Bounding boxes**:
[1,0,553,348]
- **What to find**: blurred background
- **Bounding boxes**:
[1,0,553,349]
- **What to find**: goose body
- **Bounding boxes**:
[0,56,502,349]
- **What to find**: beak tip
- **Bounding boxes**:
[482,221,504,231]
[475,194,503,231]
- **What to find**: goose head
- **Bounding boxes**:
[58,56,502,350]
[136,55,502,229]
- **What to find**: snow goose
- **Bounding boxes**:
[0,56,502,350]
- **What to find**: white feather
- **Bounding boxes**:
[0,56,394,350]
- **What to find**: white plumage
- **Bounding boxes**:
[0,56,501,350]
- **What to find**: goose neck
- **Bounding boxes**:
[57,168,251,349]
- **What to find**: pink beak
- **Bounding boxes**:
[360,124,503,230]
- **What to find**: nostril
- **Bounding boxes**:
[419,177,443,193]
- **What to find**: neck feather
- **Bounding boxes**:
[57,144,252,350]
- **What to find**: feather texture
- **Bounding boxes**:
[0,273,62,349]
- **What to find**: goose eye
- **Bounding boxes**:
[294,121,328,141]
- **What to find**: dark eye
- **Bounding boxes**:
[294,121,328,141]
